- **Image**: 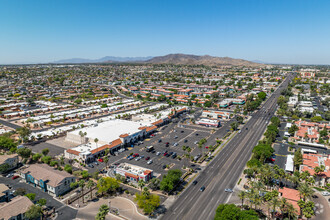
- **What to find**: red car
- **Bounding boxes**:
[133,153,139,158]
[163,152,168,156]
[98,158,103,162]
[145,156,150,160]
[12,175,19,180]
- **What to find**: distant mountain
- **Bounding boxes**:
[54,56,153,64]
[145,54,261,66]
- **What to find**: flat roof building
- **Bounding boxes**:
[114,163,153,182]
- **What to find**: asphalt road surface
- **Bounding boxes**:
[161,73,294,220]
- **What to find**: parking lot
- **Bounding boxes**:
[104,115,234,177]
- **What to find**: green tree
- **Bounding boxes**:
[17,147,32,159]
[41,156,52,164]
[37,198,47,206]
[231,122,239,131]
[25,205,43,220]
[81,170,90,179]
[95,204,109,220]
[64,164,73,174]
[50,160,58,167]
[135,192,160,215]
[79,180,86,203]
[148,178,161,191]
[42,148,49,156]
[97,177,120,196]
[298,182,314,201]
[257,91,266,100]
[138,179,145,191]
[293,148,303,170]
[160,169,182,193]
[87,179,95,200]
[25,193,36,201]
[0,163,10,173]
[16,126,31,143]
[32,153,42,162]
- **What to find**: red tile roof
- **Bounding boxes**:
[66,149,80,156]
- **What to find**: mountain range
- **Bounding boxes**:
[54,54,262,66]
[54,56,153,64]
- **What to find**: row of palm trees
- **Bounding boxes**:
[241,164,317,219]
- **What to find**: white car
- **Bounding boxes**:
[322,191,330,196]
[147,160,153,164]
[135,157,140,161]
[156,152,161,156]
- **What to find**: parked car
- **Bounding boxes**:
[181,130,184,133]
[156,152,161,156]
[128,156,134,160]
[94,162,99,165]
[174,136,178,139]
[162,165,167,169]
[158,139,162,143]
[6,173,13,178]
[135,157,140,161]
[322,191,330,196]
[184,139,188,143]
[147,160,153,164]
[133,153,139,157]
[195,133,199,136]
[145,156,150,160]
[140,155,145,158]
[98,158,103,162]
[225,188,233,193]
[12,176,19,180]
[88,164,94,168]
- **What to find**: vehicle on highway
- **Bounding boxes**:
[238,130,241,134]
[200,186,205,192]
[156,152,161,156]
[246,127,248,130]
[147,160,153,164]
[12,175,19,180]
[192,180,198,185]
[224,188,233,193]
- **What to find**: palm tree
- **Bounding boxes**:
[286,203,298,220]
[238,191,246,209]
[94,138,99,147]
[104,156,109,168]
[79,131,84,144]
[271,197,280,219]
[86,180,95,201]
[138,179,145,191]
[79,180,86,203]
[279,198,289,217]
[142,187,150,197]
[298,182,314,201]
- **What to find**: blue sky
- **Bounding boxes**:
[1,0,330,64]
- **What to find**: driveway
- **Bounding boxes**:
[76,197,147,220]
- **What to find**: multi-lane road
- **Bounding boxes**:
[162,73,294,220]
